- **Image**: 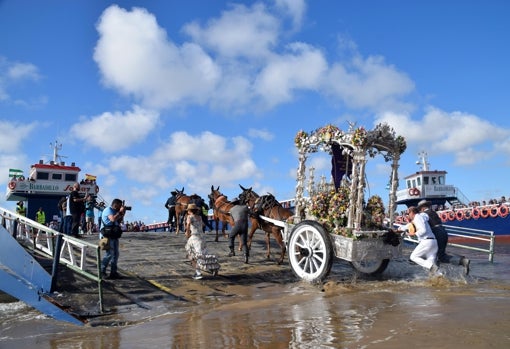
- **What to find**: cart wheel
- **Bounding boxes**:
[350,259,389,275]
[288,220,333,283]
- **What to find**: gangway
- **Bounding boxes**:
[0,207,104,326]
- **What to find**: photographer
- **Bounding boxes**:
[100,198,127,280]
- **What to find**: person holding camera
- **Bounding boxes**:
[100,198,127,280]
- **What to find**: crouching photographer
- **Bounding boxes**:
[100,198,128,280]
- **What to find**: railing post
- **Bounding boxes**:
[50,233,64,293]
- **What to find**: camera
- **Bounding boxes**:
[122,200,132,211]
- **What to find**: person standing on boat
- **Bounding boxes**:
[69,182,85,238]
[84,194,95,234]
[13,201,27,238]
[418,200,470,274]
[35,207,46,225]
[399,206,442,276]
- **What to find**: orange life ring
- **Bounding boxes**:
[463,208,471,220]
[8,181,16,190]
[447,210,455,221]
[480,208,489,218]
[408,187,420,196]
[499,205,509,218]
[456,210,464,221]
[440,211,448,222]
[471,207,480,219]
[95,185,99,194]
[490,206,499,218]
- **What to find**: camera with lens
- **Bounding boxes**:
[122,200,132,211]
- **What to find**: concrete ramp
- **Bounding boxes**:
[0,224,85,326]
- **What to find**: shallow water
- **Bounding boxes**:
[2,243,510,349]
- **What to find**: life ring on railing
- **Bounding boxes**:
[480,208,489,218]
[8,181,16,190]
[471,207,480,219]
[408,187,420,196]
[490,206,499,218]
[499,205,509,218]
[463,208,471,220]
[447,210,455,221]
[456,210,464,221]
[95,185,99,194]
[440,211,448,222]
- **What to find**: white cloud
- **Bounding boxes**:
[94,5,220,109]
[274,0,307,29]
[248,128,274,141]
[93,4,414,114]
[0,56,42,104]
[375,107,510,165]
[325,54,415,112]
[69,106,160,152]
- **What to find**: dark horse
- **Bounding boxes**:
[238,184,290,265]
[208,186,235,242]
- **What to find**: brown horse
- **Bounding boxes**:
[238,184,289,265]
[174,187,190,234]
[208,185,235,242]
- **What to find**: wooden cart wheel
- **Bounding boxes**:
[288,220,333,283]
[350,258,389,275]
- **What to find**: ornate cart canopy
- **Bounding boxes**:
[293,122,406,232]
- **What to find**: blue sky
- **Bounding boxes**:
[1,0,509,224]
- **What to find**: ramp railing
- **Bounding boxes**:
[0,206,105,314]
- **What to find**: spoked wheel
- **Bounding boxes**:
[288,220,333,283]
[350,259,389,275]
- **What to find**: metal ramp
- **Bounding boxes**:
[0,214,86,326]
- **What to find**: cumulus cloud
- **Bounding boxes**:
[104,130,260,195]
[0,56,42,104]
[375,107,510,165]
[93,4,414,114]
[69,106,160,152]
[248,128,274,141]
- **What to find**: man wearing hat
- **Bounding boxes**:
[165,191,178,232]
[417,199,470,274]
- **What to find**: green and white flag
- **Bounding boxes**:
[9,168,23,178]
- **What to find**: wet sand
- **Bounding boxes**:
[2,230,510,348]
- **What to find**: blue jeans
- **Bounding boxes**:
[62,216,72,235]
[101,238,119,275]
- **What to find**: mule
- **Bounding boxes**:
[238,184,289,265]
[208,185,235,242]
[174,187,190,234]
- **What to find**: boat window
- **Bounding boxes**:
[417,177,421,186]
[412,179,417,188]
[423,176,429,185]
[65,173,77,181]
[36,172,49,180]
[438,176,445,184]
[432,177,437,184]
[406,180,411,188]
[52,173,63,180]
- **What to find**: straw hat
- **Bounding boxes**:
[187,203,199,211]
[417,200,431,208]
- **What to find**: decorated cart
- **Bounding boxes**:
[262,122,407,282]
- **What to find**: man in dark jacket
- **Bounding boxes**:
[69,182,85,238]
[165,191,177,231]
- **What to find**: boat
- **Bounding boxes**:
[5,141,99,222]
[395,151,509,238]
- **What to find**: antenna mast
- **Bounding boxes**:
[417,151,430,171]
